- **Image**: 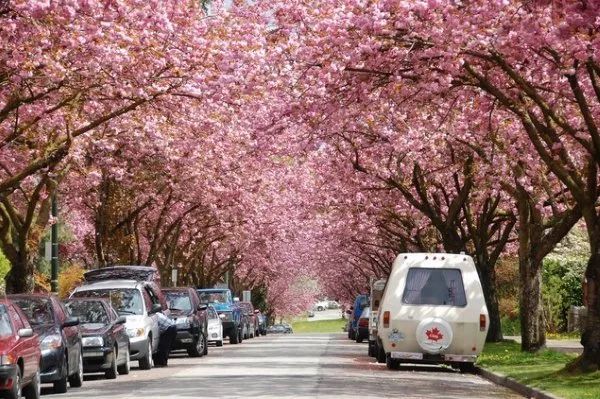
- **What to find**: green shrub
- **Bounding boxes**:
[501,315,521,336]
[542,258,586,333]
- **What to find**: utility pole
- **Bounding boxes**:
[50,194,59,293]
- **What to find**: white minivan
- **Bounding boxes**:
[377,253,488,371]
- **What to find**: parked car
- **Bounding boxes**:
[266,325,287,334]
[281,323,293,334]
[83,266,168,312]
[237,302,258,338]
[377,253,489,371]
[307,310,315,318]
[10,294,83,393]
[313,300,329,311]
[0,298,41,399]
[355,307,370,343]
[327,300,340,309]
[256,312,268,336]
[162,288,208,357]
[197,288,243,344]
[63,298,130,378]
[71,279,162,370]
[368,279,387,358]
[206,305,223,347]
[347,294,369,341]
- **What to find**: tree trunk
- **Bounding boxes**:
[478,262,503,342]
[567,209,600,372]
[578,232,600,371]
[4,250,35,294]
[519,256,545,351]
[516,193,546,352]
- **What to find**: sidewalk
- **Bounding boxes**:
[504,336,582,354]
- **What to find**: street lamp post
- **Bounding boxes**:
[50,194,59,293]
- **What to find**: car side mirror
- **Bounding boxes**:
[254,309,259,314]
[115,316,127,325]
[62,317,80,328]
[18,328,34,338]
[149,303,162,314]
[197,304,208,311]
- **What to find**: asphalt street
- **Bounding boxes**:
[47,334,522,399]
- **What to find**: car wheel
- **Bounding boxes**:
[203,333,208,355]
[6,366,21,399]
[69,350,84,387]
[239,329,244,343]
[376,342,386,364]
[458,362,476,373]
[105,346,118,379]
[356,334,364,343]
[216,340,223,347]
[349,328,356,340]
[53,354,68,394]
[139,339,153,370]
[386,354,400,370]
[368,341,375,357]
[229,329,239,344]
[188,332,205,357]
[118,346,130,375]
[23,370,40,399]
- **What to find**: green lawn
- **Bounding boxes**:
[478,341,600,399]
[291,318,347,333]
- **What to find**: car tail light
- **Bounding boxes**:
[383,311,390,328]
[480,314,486,331]
[359,318,369,327]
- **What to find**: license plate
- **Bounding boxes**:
[443,354,477,362]
[391,352,423,360]
[180,338,193,343]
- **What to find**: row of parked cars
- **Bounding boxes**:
[0,266,269,399]
[346,253,490,372]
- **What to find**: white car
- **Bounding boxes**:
[313,301,330,311]
[71,280,162,370]
[206,305,224,346]
[377,253,489,372]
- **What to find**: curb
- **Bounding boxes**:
[475,366,563,399]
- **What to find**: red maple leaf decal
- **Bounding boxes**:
[426,327,444,342]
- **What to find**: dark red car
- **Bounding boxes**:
[0,298,41,399]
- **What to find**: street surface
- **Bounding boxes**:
[49,334,521,399]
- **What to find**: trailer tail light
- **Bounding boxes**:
[383,311,390,328]
[480,314,486,331]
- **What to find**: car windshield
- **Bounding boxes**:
[402,268,467,307]
[65,300,109,324]
[207,307,218,319]
[12,297,54,325]
[198,291,228,304]
[73,288,144,315]
[0,306,13,338]
[165,292,192,311]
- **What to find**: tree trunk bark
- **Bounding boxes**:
[567,209,600,372]
[516,193,546,352]
[519,255,546,351]
[4,249,35,294]
[578,235,600,371]
[479,262,503,342]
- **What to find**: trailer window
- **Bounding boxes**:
[402,268,467,307]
